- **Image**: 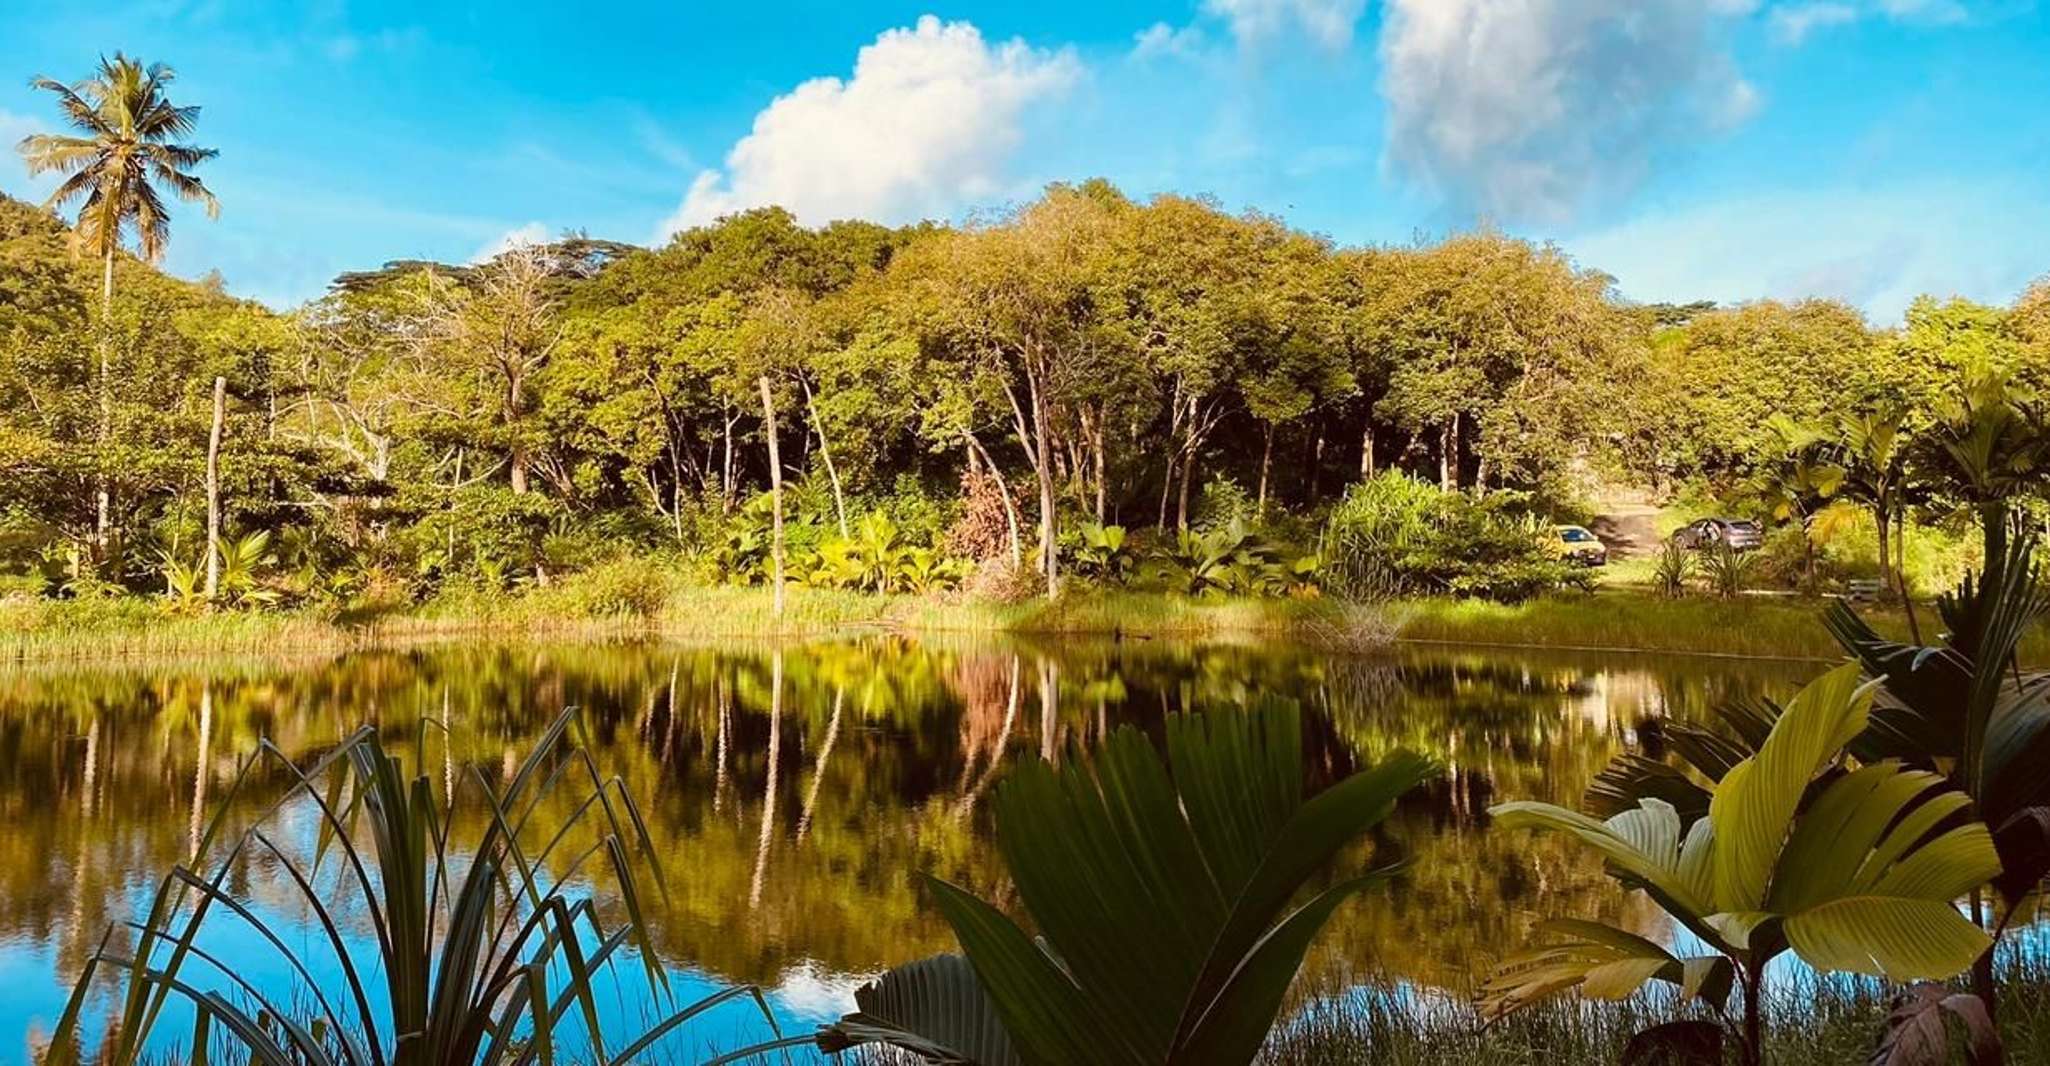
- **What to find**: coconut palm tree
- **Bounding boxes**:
[17,53,219,551]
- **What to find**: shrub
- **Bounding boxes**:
[1192,474,1257,532]
[1071,522,1138,584]
[1652,539,1693,598]
[1701,541,1756,599]
[964,557,1043,603]
[553,555,678,618]
[1321,473,1583,603]
[944,464,1015,562]
[1146,521,1315,598]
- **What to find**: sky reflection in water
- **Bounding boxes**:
[0,636,1809,1061]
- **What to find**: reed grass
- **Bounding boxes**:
[10,578,2040,666]
[1259,938,2050,1065]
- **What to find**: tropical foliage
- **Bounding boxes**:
[42,707,801,1066]
[1487,663,2003,1065]
[818,702,1435,1065]
[1320,472,1589,602]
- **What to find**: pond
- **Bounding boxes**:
[0,635,1814,1061]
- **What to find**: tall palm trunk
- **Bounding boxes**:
[204,376,226,599]
[96,247,114,553]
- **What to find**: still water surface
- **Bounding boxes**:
[0,636,1813,1061]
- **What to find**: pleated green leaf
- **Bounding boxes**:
[1710,663,1873,913]
[1480,919,1697,1018]
[859,703,1427,1066]
[1781,898,1992,980]
[814,954,1021,1066]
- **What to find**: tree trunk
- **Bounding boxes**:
[1360,422,1375,479]
[1874,504,1892,602]
[1032,380,1060,599]
[1157,450,1177,529]
[1439,414,1458,492]
[1739,961,1764,1066]
[749,649,782,909]
[1091,413,1107,524]
[96,247,114,553]
[189,681,214,860]
[1897,502,1922,644]
[1257,423,1275,516]
[1971,893,1998,1025]
[1038,657,1059,763]
[508,376,528,494]
[1309,430,1325,503]
[721,407,737,515]
[1177,451,1196,531]
[800,378,848,537]
[758,377,786,617]
[204,376,226,600]
[798,687,843,846]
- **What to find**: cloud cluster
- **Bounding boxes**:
[1201,0,1368,52]
[1568,178,2050,322]
[1769,0,1972,44]
[659,16,1078,238]
[1131,21,1207,60]
[0,109,50,198]
[1377,0,1760,225]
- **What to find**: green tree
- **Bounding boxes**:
[18,54,219,553]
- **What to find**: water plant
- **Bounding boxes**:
[43,708,798,1066]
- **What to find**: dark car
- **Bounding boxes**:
[1671,517,1764,552]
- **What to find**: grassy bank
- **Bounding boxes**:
[1260,942,2050,1065]
[6,576,2036,665]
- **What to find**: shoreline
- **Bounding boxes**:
[3,584,1991,668]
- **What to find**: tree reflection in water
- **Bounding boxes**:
[0,636,1803,1053]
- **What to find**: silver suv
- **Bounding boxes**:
[1671,517,1764,552]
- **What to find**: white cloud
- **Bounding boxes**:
[1131,21,1206,60]
[1202,0,1367,51]
[1377,0,1758,224]
[1568,179,2050,323]
[0,109,55,202]
[469,222,550,263]
[1768,0,1980,45]
[659,16,1079,237]
[1769,2,1859,42]
[1877,0,1970,22]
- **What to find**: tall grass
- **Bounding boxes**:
[1259,939,2050,1065]
[14,577,2042,666]
[1387,589,2050,663]
[46,706,805,1066]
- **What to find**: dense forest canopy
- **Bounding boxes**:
[2,181,2046,598]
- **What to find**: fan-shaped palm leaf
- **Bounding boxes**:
[820,702,1434,1065]
[1489,664,2001,1064]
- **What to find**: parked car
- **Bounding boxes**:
[1553,525,1608,566]
[1671,517,1763,552]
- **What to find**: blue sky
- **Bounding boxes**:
[0,0,2045,322]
